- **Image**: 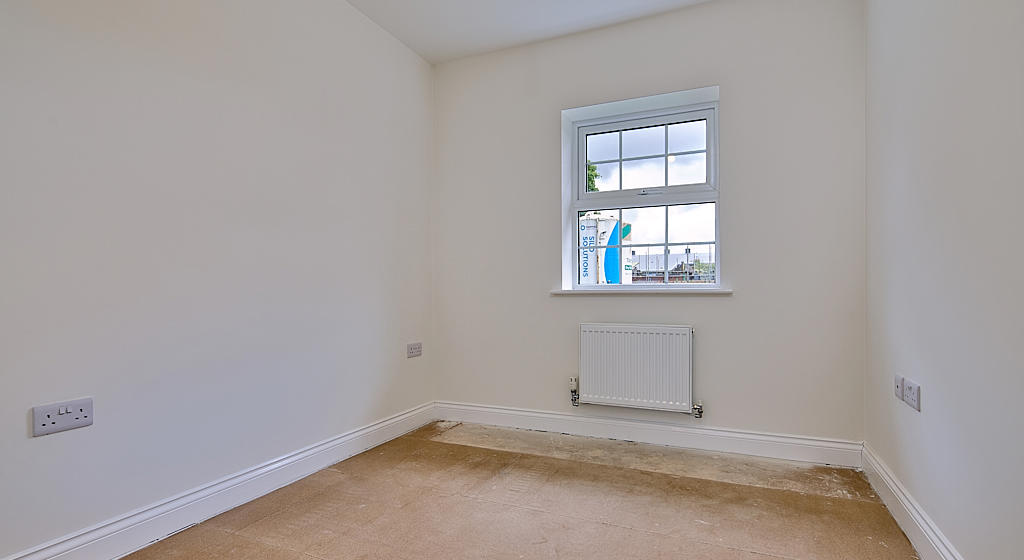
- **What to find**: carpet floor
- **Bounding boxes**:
[125,421,918,559]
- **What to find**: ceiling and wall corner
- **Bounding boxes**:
[346,0,712,63]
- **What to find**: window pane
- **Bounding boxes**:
[578,248,599,285]
[626,246,667,284]
[668,203,716,243]
[667,152,706,185]
[621,125,665,159]
[589,162,619,192]
[668,120,706,153]
[622,157,666,190]
[668,244,716,284]
[621,206,665,245]
[578,247,622,285]
[603,246,623,284]
[578,209,619,247]
[586,131,618,162]
[578,204,717,286]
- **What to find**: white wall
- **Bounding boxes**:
[432,0,867,439]
[0,1,435,556]
[865,1,1024,558]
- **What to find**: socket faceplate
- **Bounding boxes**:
[903,380,921,411]
[32,397,93,436]
[407,342,423,358]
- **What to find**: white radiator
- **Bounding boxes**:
[578,323,694,413]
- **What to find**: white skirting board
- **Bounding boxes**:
[2,402,438,560]
[435,401,864,467]
[861,444,964,560]
[6,401,961,560]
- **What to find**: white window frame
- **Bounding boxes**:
[560,86,722,292]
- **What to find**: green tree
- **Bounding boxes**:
[587,161,600,192]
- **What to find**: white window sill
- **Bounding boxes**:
[550,287,733,296]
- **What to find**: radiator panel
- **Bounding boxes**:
[579,323,693,413]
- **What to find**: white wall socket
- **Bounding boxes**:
[406,342,423,358]
[32,397,93,437]
[894,375,905,400]
[903,379,921,411]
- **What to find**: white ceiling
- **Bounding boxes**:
[347,0,711,64]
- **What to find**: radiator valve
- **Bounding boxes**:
[691,401,704,419]
[569,376,579,407]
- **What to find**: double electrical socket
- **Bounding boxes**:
[406,342,423,358]
[32,397,93,436]
[894,375,921,411]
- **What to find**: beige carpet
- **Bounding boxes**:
[125,422,918,559]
